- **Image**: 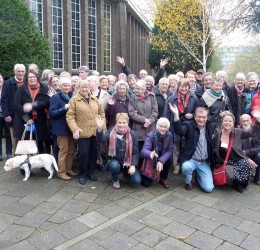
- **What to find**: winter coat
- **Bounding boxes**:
[49,90,72,136]
[105,94,129,128]
[141,131,173,164]
[153,85,172,119]
[128,92,158,141]
[173,120,215,167]
[13,83,50,141]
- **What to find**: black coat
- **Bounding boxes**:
[13,83,50,141]
[173,120,215,167]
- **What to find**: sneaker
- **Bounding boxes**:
[112,180,120,189]
[173,166,180,175]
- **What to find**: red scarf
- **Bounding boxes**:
[108,127,133,167]
[177,91,190,114]
[28,83,40,120]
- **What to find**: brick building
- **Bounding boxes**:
[25,0,151,76]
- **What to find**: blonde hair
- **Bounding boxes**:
[116,113,129,123]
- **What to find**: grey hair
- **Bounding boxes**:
[216,70,228,81]
[159,77,169,85]
[78,65,89,73]
[41,69,53,81]
[247,72,259,81]
[135,80,146,91]
[156,117,170,130]
[115,80,129,92]
[14,64,26,72]
[144,75,155,85]
[87,75,99,85]
[168,74,180,82]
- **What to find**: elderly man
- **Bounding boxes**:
[240,114,260,185]
[78,65,90,80]
[169,104,215,192]
[1,64,26,153]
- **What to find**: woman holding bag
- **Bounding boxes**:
[213,110,260,193]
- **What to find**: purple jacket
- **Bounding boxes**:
[141,131,173,164]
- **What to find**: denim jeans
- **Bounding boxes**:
[252,153,260,181]
[182,159,214,192]
[108,159,141,185]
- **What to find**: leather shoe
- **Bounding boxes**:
[185,183,192,191]
[67,170,77,176]
[87,174,97,181]
[159,178,170,188]
[79,176,87,185]
[57,173,71,180]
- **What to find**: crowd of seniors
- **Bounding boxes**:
[0,60,260,194]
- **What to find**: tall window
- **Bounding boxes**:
[29,0,43,32]
[104,4,111,72]
[71,0,81,70]
[88,0,97,70]
[52,0,63,69]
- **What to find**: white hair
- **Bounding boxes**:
[247,72,259,81]
[235,73,246,81]
[135,80,146,91]
[87,75,99,85]
[168,74,180,82]
[216,70,228,81]
[115,80,129,92]
[14,64,25,71]
[156,117,170,130]
[144,75,155,85]
[59,77,71,85]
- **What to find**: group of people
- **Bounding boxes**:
[0,59,260,194]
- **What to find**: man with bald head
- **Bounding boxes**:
[241,114,260,185]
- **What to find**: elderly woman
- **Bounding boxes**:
[49,77,76,180]
[144,75,155,92]
[71,75,80,94]
[66,79,106,185]
[128,80,158,154]
[168,74,179,95]
[213,111,260,192]
[141,117,173,188]
[164,78,198,174]
[153,77,172,118]
[216,70,230,94]
[99,75,109,91]
[107,75,117,95]
[96,113,141,188]
[127,74,137,96]
[106,81,129,129]
[227,73,249,126]
[14,70,50,153]
[198,77,232,129]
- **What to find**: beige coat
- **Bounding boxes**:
[66,93,106,138]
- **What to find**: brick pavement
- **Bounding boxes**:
[0,159,259,249]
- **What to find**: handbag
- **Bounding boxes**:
[213,136,234,186]
[15,125,38,155]
[140,158,160,181]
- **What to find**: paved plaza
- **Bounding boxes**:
[0,158,260,250]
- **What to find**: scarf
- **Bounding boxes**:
[235,84,244,96]
[202,89,224,108]
[108,127,133,167]
[177,91,190,114]
[28,83,40,120]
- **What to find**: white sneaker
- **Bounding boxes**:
[112,180,120,189]
[173,166,180,175]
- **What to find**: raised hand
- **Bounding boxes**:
[169,103,179,117]
[116,56,126,66]
[160,58,169,68]
[96,115,105,129]
[47,89,55,97]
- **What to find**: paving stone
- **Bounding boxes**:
[28,229,67,249]
[74,192,99,202]
[99,232,138,249]
[54,219,90,239]
[154,236,193,250]
[0,240,13,249]
[161,220,195,238]
[19,194,46,206]
[85,202,103,213]
[5,187,34,198]
[158,194,178,205]
[167,197,198,212]
[190,204,219,219]
[237,220,260,237]
[139,213,172,230]
[88,227,117,243]
[192,194,218,207]
[47,193,74,204]
[0,214,19,231]
[132,227,167,248]
[110,218,145,236]
[185,231,223,250]
[114,196,142,209]
[173,189,200,199]
[15,211,50,228]
[57,186,82,196]
[76,211,109,228]
[33,187,60,197]
[145,202,175,215]
[33,202,63,215]
[0,196,20,207]
[216,242,244,250]
[1,202,35,217]
[128,209,152,221]
[240,235,260,250]
[94,197,112,206]
[6,240,37,250]
[96,203,127,218]
[38,221,57,231]
[226,196,259,209]
[48,209,80,224]
[212,200,241,214]
[236,207,260,223]
[213,225,248,245]
[211,212,244,228]
[165,209,196,224]
[67,239,106,250]
[62,199,90,213]
[188,216,221,234]
[0,225,35,243]
[130,191,156,202]
[130,243,153,250]
[101,190,129,202]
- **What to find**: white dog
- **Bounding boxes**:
[4,154,58,181]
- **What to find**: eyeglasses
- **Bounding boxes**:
[28,76,36,79]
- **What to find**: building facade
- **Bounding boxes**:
[25,0,151,76]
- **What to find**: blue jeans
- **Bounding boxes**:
[252,153,260,181]
[182,159,214,193]
[108,159,141,185]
